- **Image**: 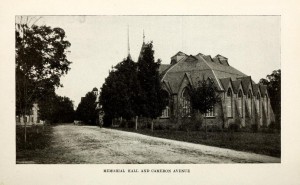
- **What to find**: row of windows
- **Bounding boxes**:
[161,88,269,119]
[226,88,268,118]
[161,88,215,118]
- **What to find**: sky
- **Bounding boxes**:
[35,16,280,108]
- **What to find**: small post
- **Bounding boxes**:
[24,116,27,149]
[151,119,154,132]
[135,116,138,130]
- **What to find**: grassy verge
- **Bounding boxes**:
[16,125,53,162]
[114,128,281,157]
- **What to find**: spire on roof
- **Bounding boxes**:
[138,30,147,60]
[127,25,132,60]
[143,29,145,43]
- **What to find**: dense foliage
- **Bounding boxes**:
[189,78,221,135]
[16,23,71,116]
[39,93,75,124]
[76,91,98,125]
[189,78,220,115]
[259,69,281,125]
[100,56,139,123]
[100,42,168,126]
[136,42,169,119]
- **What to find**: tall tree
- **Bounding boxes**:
[137,42,168,131]
[16,19,71,145]
[100,68,120,126]
[189,78,220,137]
[100,56,139,126]
[16,22,71,117]
[259,69,281,126]
[113,56,139,120]
[76,91,98,125]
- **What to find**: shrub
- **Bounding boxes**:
[207,124,222,132]
[251,124,259,133]
[154,124,164,130]
[229,123,240,132]
[269,121,281,130]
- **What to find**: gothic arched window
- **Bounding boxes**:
[182,88,191,116]
[161,90,170,118]
[226,88,233,117]
[265,94,268,115]
[256,93,261,114]
[238,90,243,118]
[247,90,252,116]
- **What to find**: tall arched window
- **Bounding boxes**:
[161,90,170,118]
[247,90,252,116]
[238,90,243,118]
[256,93,261,114]
[226,88,233,117]
[265,94,268,115]
[182,88,191,116]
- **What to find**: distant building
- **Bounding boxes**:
[94,87,104,127]
[16,103,44,126]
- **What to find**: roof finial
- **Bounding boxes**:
[127,25,130,55]
[143,29,145,43]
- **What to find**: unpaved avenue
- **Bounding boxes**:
[32,125,280,163]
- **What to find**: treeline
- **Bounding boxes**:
[75,91,98,125]
[39,93,75,124]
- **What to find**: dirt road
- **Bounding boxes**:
[19,124,280,163]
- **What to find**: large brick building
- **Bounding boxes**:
[157,51,275,129]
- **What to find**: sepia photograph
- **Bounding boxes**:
[15,15,281,164]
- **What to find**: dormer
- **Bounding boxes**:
[213,54,229,66]
[171,51,187,65]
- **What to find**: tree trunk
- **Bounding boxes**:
[135,116,138,130]
[24,116,27,149]
[204,116,207,139]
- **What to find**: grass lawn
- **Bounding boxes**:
[16,125,53,162]
[114,128,281,157]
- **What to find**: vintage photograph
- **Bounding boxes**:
[15,15,281,164]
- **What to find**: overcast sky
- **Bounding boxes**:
[35,16,280,108]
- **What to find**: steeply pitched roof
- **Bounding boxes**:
[259,85,267,96]
[237,76,252,94]
[252,84,260,95]
[219,77,231,91]
[160,52,248,94]
[159,64,171,73]
[172,51,187,58]
[232,79,242,93]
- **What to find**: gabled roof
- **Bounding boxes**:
[159,64,171,73]
[171,51,187,58]
[237,76,252,94]
[259,85,268,96]
[232,79,242,93]
[161,80,173,94]
[252,84,260,95]
[219,77,232,92]
[160,52,248,94]
[216,54,228,60]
